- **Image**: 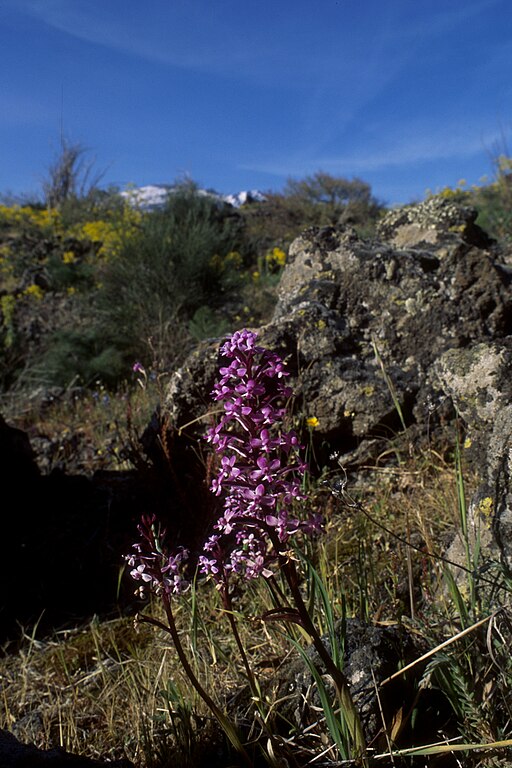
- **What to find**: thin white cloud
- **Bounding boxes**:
[4,0,319,82]
[1,0,413,89]
[239,123,504,178]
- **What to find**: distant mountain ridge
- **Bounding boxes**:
[120,184,266,210]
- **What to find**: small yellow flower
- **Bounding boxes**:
[62,250,76,264]
[306,416,319,429]
[252,270,260,281]
[478,496,493,516]
[265,246,286,270]
[464,437,472,449]
[23,283,44,300]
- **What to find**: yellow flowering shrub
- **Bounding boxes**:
[210,250,243,274]
[69,206,141,259]
[0,204,61,231]
[71,220,119,258]
[23,283,44,300]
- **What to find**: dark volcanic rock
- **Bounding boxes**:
[273,618,433,748]
[1,411,175,645]
[0,729,134,767]
[162,200,511,468]
[1,409,215,646]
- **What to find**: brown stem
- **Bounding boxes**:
[153,590,252,766]
[221,580,260,697]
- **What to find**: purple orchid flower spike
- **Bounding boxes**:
[125,514,189,597]
[203,329,323,581]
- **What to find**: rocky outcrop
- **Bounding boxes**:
[274,619,426,746]
[162,198,511,462]
[159,196,512,586]
[433,340,512,579]
[375,194,494,249]
[0,410,174,646]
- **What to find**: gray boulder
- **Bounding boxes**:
[162,199,511,470]
[433,341,512,579]
[156,198,512,597]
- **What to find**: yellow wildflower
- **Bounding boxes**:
[23,284,44,300]
[306,416,319,429]
[265,246,286,270]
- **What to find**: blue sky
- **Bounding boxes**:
[1,0,511,205]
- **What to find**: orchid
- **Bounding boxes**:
[125,514,189,597]
[124,330,363,761]
[203,329,323,581]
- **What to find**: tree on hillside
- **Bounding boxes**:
[241,171,384,254]
[284,171,376,208]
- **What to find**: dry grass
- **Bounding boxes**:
[1,439,486,766]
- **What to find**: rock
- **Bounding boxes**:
[0,409,215,646]
[272,619,420,742]
[433,340,512,580]
[0,411,170,645]
[376,195,494,250]
[273,619,437,747]
[0,412,41,485]
[156,197,512,597]
[161,201,511,470]
[0,729,134,767]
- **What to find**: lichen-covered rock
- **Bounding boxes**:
[376,195,493,250]
[433,341,512,576]
[161,202,511,472]
[271,222,510,454]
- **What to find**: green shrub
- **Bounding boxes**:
[241,172,385,256]
[38,186,247,384]
[472,158,512,244]
[35,328,126,388]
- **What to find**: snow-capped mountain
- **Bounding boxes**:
[120,184,266,211]
[222,189,267,207]
[120,184,174,210]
